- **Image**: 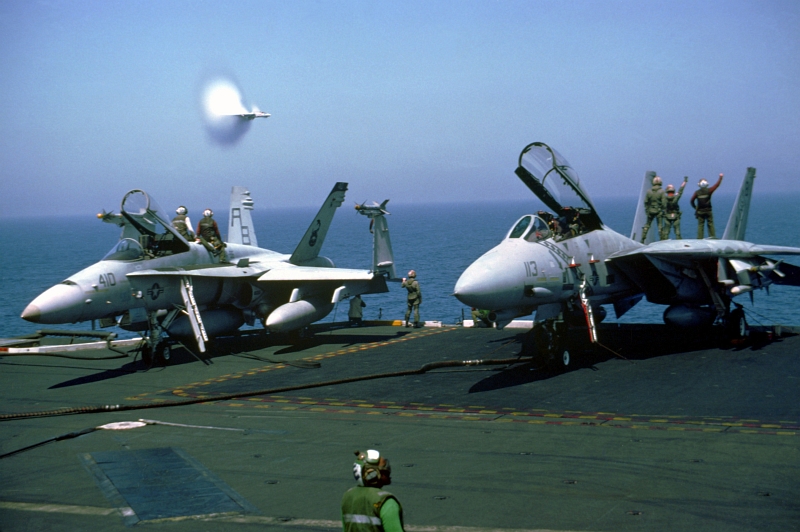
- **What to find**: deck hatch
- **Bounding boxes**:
[80,447,258,526]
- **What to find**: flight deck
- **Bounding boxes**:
[1,322,798,531]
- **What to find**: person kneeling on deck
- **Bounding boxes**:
[342,449,404,532]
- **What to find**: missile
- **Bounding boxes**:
[266,298,334,332]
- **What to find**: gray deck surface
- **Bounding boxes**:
[1,323,798,531]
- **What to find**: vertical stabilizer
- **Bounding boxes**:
[630,171,657,243]
[722,167,756,241]
[227,186,258,247]
[289,182,348,265]
[371,211,396,279]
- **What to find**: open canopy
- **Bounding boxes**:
[514,142,603,232]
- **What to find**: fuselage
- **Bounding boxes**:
[21,241,292,325]
[454,214,640,319]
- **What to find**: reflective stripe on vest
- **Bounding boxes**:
[343,514,382,525]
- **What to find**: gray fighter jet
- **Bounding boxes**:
[22,184,396,362]
[454,142,800,369]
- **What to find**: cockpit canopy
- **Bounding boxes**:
[514,142,603,232]
[506,215,552,242]
[102,190,191,259]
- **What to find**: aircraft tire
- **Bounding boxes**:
[556,347,571,370]
[728,308,747,340]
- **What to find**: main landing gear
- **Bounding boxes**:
[725,305,748,341]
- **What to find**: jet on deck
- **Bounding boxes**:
[22,184,397,363]
[455,142,800,369]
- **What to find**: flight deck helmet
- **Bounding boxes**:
[203,208,214,217]
[408,270,416,278]
[665,184,675,194]
[699,179,709,188]
[176,206,187,215]
[653,176,662,185]
[353,449,392,487]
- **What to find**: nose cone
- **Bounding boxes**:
[21,283,85,324]
[454,251,521,310]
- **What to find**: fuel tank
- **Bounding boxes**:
[265,298,334,332]
[663,304,716,328]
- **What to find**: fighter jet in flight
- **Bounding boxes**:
[22,184,396,363]
[454,142,800,369]
[235,109,271,120]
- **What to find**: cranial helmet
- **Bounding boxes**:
[652,176,662,185]
[665,184,675,193]
[176,206,187,215]
[699,179,709,188]
[408,270,416,278]
[353,449,391,487]
[203,209,213,217]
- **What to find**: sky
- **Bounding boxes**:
[1,0,799,218]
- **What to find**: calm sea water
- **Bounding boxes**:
[2,192,799,339]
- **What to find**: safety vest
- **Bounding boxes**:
[198,216,218,240]
[341,486,402,532]
[644,186,665,215]
[172,214,190,237]
[403,279,420,302]
[695,189,712,211]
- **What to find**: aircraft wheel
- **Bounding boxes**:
[153,342,170,365]
[557,347,571,369]
[728,308,747,340]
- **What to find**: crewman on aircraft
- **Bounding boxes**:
[661,176,688,239]
[642,175,666,243]
[691,173,724,238]
[341,450,405,532]
[171,206,194,240]
[196,208,227,262]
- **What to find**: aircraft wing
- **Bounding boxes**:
[609,240,800,261]
[258,267,376,282]
[127,262,269,280]
[607,239,800,306]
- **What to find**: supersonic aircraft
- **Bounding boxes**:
[454,142,800,369]
[22,184,396,363]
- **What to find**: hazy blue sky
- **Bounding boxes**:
[1,0,798,217]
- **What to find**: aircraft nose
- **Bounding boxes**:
[454,253,520,309]
[21,283,85,324]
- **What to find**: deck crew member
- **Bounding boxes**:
[196,208,227,262]
[171,206,194,240]
[349,295,366,327]
[691,173,723,238]
[661,177,688,239]
[401,270,421,328]
[641,175,666,243]
[342,449,404,532]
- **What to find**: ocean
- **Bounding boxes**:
[2,192,799,339]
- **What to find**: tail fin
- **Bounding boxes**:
[289,182,348,265]
[227,186,258,247]
[630,171,657,243]
[722,167,756,241]
[355,200,397,279]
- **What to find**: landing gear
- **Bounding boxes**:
[726,306,748,340]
